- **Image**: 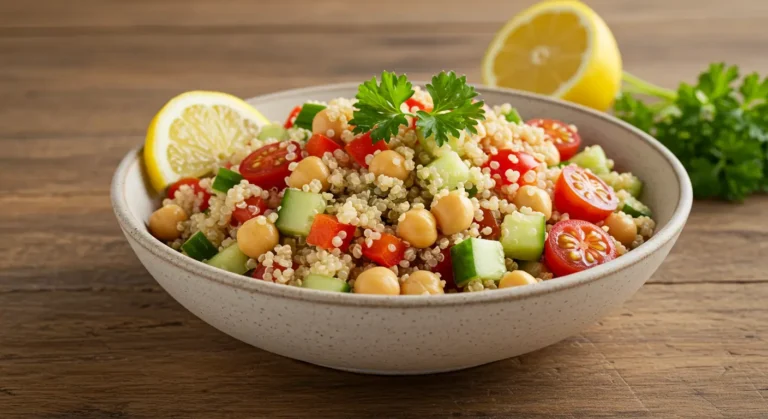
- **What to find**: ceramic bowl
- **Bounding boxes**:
[111,83,692,375]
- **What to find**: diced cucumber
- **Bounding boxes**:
[500,211,546,261]
[275,188,327,237]
[206,244,249,274]
[569,145,610,175]
[427,150,470,190]
[450,238,506,287]
[211,167,243,193]
[302,274,350,293]
[181,231,219,261]
[504,108,522,124]
[293,103,327,131]
[599,172,644,198]
[417,130,466,157]
[620,195,652,218]
[518,260,547,278]
[257,123,289,141]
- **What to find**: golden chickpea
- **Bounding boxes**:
[430,191,474,235]
[396,209,438,248]
[312,108,344,140]
[288,156,331,192]
[604,212,637,247]
[401,271,444,295]
[354,267,400,295]
[540,140,560,166]
[512,185,552,220]
[369,150,410,181]
[499,270,538,288]
[148,204,188,241]
[237,218,280,259]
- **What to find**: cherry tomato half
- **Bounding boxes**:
[284,106,302,129]
[483,150,540,191]
[554,165,618,222]
[345,132,389,168]
[305,133,343,158]
[527,119,582,161]
[166,178,211,211]
[476,208,501,240]
[545,219,617,277]
[230,196,268,226]
[239,141,302,191]
[431,246,457,291]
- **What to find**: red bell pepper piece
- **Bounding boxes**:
[305,133,343,158]
[306,214,356,252]
[230,196,269,226]
[362,233,406,267]
[283,106,302,129]
[344,132,388,168]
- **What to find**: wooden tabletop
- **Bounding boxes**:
[2,0,768,417]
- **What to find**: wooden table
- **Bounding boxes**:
[2,0,767,417]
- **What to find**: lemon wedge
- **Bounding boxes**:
[482,0,622,111]
[144,91,270,192]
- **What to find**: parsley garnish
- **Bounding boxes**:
[615,63,768,201]
[350,71,486,145]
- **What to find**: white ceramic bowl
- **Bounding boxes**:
[112,83,692,375]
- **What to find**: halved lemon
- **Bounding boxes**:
[482,0,622,111]
[144,91,270,192]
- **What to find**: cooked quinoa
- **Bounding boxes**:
[147,79,656,296]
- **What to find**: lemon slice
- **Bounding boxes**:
[144,91,270,192]
[482,0,622,111]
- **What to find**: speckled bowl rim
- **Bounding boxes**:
[111,82,692,308]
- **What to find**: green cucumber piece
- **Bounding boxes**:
[500,211,546,261]
[569,145,610,175]
[275,188,327,237]
[620,195,652,218]
[257,123,289,141]
[206,244,249,274]
[599,172,644,198]
[504,108,522,124]
[181,231,219,261]
[417,130,466,157]
[293,103,327,131]
[211,168,243,193]
[450,238,506,287]
[302,274,350,293]
[427,150,470,190]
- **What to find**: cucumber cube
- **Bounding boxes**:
[302,274,350,293]
[427,150,470,190]
[275,188,327,237]
[569,145,610,175]
[620,195,652,218]
[599,172,644,198]
[450,238,506,287]
[500,211,546,261]
[206,244,249,274]
[257,123,289,141]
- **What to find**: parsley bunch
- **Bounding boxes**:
[615,63,768,201]
[350,71,486,146]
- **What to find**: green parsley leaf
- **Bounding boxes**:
[349,72,414,142]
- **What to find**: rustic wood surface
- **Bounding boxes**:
[1,0,767,417]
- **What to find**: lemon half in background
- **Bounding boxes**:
[482,0,622,111]
[144,91,270,192]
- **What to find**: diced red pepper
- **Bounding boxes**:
[167,178,211,211]
[306,214,356,252]
[305,133,343,158]
[284,106,302,129]
[230,196,268,226]
[362,233,406,267]
[432,246,457,291]
[345,132,388,168]
[477,208,501,240]
[405,98,431,129]
[252,260,299,281]
[483,150,540,190]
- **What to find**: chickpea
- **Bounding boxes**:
[430,191,474,235]
[237,218,280,259]
[401,271,444,295]
[288,156,331,192]
[512,185,552,220]
[149,204,188,241]
[396,209,438,248]
[312,108,344,140]
[499,270,538,288]
[354,267,400,295]
[540,140,560,166]
[369,150,410,181]
[604,212,637,247]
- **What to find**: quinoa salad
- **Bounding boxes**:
[146,71,656,296]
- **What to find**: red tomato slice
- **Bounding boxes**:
[345,132,389,168]
[230,196,268,226]
[544,219,617,277]
[527,118,582,161]
[284,106,302,129]
[166,178,211,211]
[239,141,302,191]
[305,134,343,158]
[477,208,501,240]
[554,165,618,222]
[361,233,405,267]
[306,214,357,252]
[483,150,540,190]
[432,246,457,291]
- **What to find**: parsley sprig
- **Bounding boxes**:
[615,63,768,201]
[350,71,486,146]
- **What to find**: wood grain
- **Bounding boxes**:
[1,0,767,417]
